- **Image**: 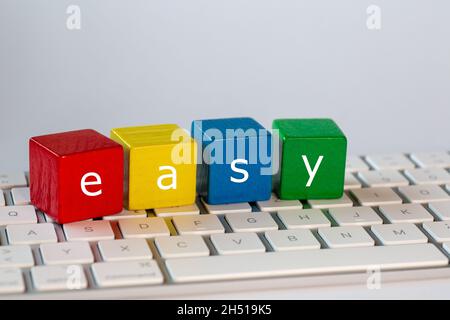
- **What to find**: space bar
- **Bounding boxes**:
[165,243,448,283]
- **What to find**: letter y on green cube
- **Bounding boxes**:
[272,119,347,200]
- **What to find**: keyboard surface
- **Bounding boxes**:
[1,151,450,299]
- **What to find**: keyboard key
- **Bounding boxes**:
[423,221,450,243]
[10,187,30,205]
[201,199,252,215]
[378,203,434,224]
[307,193,353,209]
[225,212,278,233]
[0,245,34,268]
[0,173,27,190]
[442,242,450,255]
[428,201,450,221]
[318,226,374,248]
[6,223,57,245]
[210,232,265,255]
[404,168,450,185]
[91,260,164,288]
[277,209,331,229]
[370,223,428,245]
[154,203,200,217]
[264,229,320,251]
[0,205,37,226]
[172,215,224,235]
[351,187,403,206]
[98,239,153,262]
[346,155,370,172]
[357,170,409,187]
[154,235,210,259]
[31,265,88,292]
[344,173,362,190]
[410,152,450,168]
[256,193,303,212]
[40,242,94,265]
[398,185,450,204]
[365,154,415,170]
[0,193,4,207]
[118,217,170,239]
[0,268,25,294]
[328,206,382,226]
[63,220,114,242]
[103,209,147,221]
[165,243,447,283]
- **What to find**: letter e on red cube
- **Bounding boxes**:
[29,129,123,223]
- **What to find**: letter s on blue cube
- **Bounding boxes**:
[191,117,272,204]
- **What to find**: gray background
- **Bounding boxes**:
[1,0,449,171]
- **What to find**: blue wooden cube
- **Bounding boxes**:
[191,117,272,204]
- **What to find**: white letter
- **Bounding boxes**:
[66,5,81,30]
[157,166,177,190]
[366,5,381,30]
[81,172,102,197]
[302,155,323,187]
[230,159,249,183]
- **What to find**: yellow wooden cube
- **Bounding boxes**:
[110,124,197,210]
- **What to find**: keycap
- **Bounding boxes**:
[225,212,278,232]
[277,209,331,229]
[410,152,450,168]
[192,118,272,204]
[264,229,321,251]
[63,220,115,242]
[365,154,415,170]
[0,193,5,207]
[345,155,370,172]
[318,226,374,248]
[351,187,403,206]
[0,245,34,268]
[111,124,196,210]
[256,193,303,212]
[307,193,353,209]
[98,239,153,262]
[154,235,210,259]
[397,185,450,203]
[118,217,170,239]
[422,221,450,243]
[370,223,428,245]
[10,187,30,205]
[378,203,434,224]
[344,172,362,190]
[165,243,448,283]
[30,129,123,223]
[328,206,382,226]
[428,201,450,221]
[103,209,147,220]
[91,260,164,288]
[40,242,94,265]
[0,205,37,226]
[442,242,450,255]
[6,223,57,245]
[404,168,450,185]
[210,232,265,255]
[31,265,88,292]
[154,203,200,217]
[273,119,346,199]
[0,268,25,294]
[357,170,409,188]
[201,199,252,215]
[172,214,224,235]
[0,173,27,190]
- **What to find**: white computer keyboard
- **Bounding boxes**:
[1,152,450,299]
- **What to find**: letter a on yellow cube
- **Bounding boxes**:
[110,124,197,210]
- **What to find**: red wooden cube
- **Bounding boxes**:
[29,129,124,223]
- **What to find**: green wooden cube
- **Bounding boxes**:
[272,118,347,200]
